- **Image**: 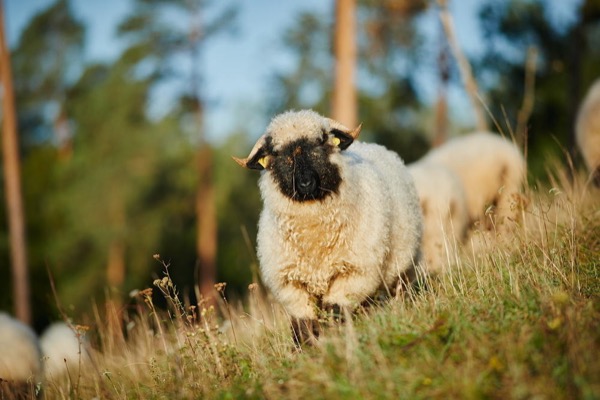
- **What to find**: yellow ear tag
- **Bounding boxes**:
[331,137,341,146]
[258,156,270,169]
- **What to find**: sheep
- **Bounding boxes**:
[421,131,526,231]
[407,161,469,273]
[39,322,91,380]
[575,79,600,186]
[233,109,423,344]
[0,312,42,397]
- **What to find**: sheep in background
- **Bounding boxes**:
[40,322,91,380]
[408,161,469,274]
[0,312,42,396]
[234,110,422,344]
[422,131,526,230]
[576,79,600,186]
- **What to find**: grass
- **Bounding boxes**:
[43,169,599,400]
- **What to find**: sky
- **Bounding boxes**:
[4,0,581,142]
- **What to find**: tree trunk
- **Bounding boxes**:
[107,240,125,289]
[0,1,31,325]
[332,0,357,128]
[196,145,217,305]
[433,22,450,147]
[567,22,583,168]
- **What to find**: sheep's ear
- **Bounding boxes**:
[331,123,361,150]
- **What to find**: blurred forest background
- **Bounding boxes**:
[1,0,599,332]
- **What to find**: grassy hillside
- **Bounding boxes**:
[43,169,599,400]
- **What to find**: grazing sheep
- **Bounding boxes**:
[234,110,422,344]
[575,79,600,186]
[0,312,42,396]
[422,131,526,230]
[408,161,469,273]
[40,322,90,380]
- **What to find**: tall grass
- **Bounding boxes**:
[44,168,599,399]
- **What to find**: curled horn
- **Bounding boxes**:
[232,134,268,169]
[349,123,362,139]
[327,118,362,140]
[232,155,249,168]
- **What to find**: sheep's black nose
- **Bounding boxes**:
[296,171,318,195]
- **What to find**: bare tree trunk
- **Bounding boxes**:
[104,240,125,352]
[0,1,31,325]
[54,108,72,160]
[107,240,125,289]
[567,22,583,169]
[332,0,357,128]
[196,145,216,304]
[433,21,450,147]
[189,4,217,306]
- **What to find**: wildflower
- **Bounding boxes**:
[214,282,227,293]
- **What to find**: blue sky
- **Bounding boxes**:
[5,0,580,142]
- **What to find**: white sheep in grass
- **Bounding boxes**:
[407,161,469,273]
[0,312,42,395]
[40,322,91,380]
[576,79,600,186]
[234,110,423,344]
[421,131,526,230]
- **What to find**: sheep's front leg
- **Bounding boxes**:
[322,271,380,313]
[291,318,320,347]
[274,283,320,346]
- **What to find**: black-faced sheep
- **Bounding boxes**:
[421,131,526,230]
[234,110,423,344]
[407,161,469,273]
[576,79,600,186]
[0,312,42,396]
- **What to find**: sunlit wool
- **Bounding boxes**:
[0,312,42,383]
[234,110,422,321]
[408,161,469,273]
[40,322,91,379]
[422,131,526,229]
[576,79,600,186]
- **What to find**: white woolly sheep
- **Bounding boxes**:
[575,79,600,186]
[422,131,526,230]
[40,322,91,380]
[407,161,469,273]
[234,109,423,344]
[0,312,42,395]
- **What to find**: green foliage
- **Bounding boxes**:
[268,1,430,163]
[32,59,195,309]
[268,12,332,114]
[0,0,244,322]
[12,0,84,99]
[477,0,600,179]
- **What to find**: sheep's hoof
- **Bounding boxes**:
[291,318,320,348]
[321,304,345,323]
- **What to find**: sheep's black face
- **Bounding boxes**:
[237,123,356,202]
[270,135,343,202]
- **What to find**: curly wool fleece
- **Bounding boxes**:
[237,110,423,320]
